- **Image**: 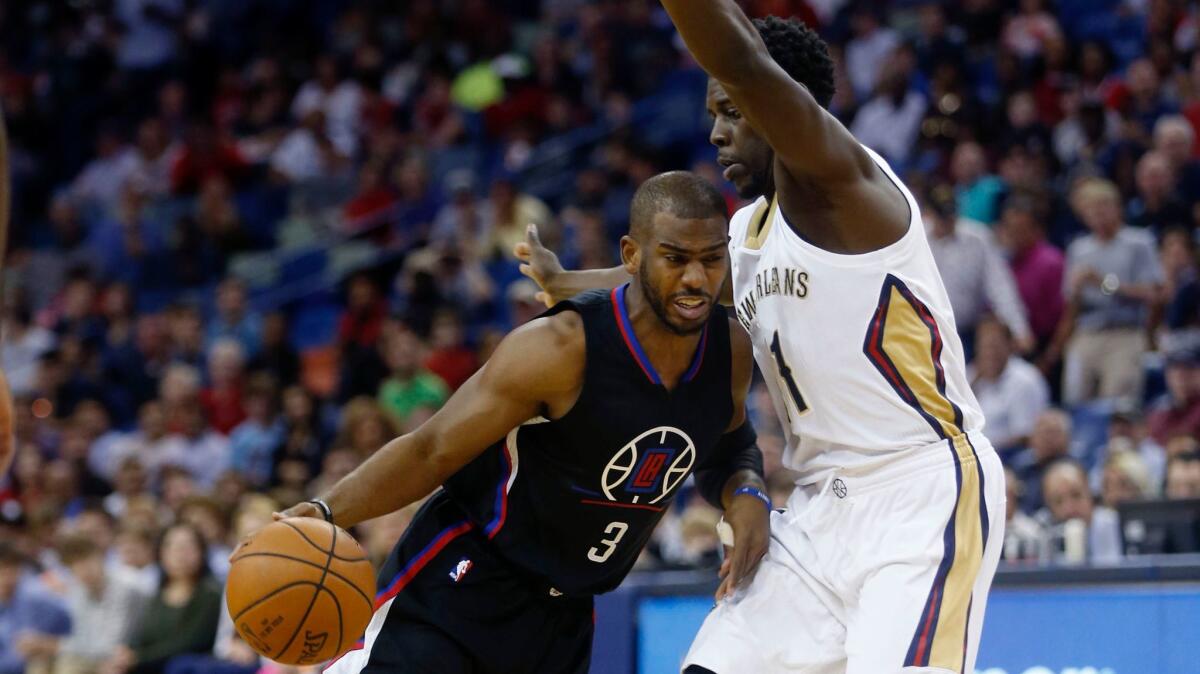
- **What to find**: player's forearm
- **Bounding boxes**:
[318,432,450,528]
[550,266,629,300]
[660,0,767,85]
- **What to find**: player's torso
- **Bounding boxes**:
[443,287,734,595]
[728,150,983,482]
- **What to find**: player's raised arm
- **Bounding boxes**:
[514,224,735,306]
[660,0,870,185]
[280,312,585,528]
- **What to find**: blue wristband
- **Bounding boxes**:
[732,486,771,510]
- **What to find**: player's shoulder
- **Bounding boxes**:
[726,315,753,391]
[522,310,585,353]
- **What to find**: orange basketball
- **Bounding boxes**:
[226,517,377,666]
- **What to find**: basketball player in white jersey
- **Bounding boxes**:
[515,5,1005,673]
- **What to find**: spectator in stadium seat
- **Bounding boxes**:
[1040,460,1122,565]
[176,497,232,581]
[337,273,388,401]
[376,330,447,430]
[482,175,556,262]
[951,141,1006,225]
[1,296,56,397]
[102,457,153,521]
[331,397,399,461]
[1128,151,1190,236]
[110,526,159,598]
[969,315,1050,454]
[998,193,1065,356]
[1012,408,1074,513]
[1001,0,1062,60]
[849,44,926,169]
[199,340,247,436]
[1001,467,1049,563]
[227,376,284,489]
[1088,399,1167,489]
[924,183,1034,357]
[0,541,70,674]
[157,406,231,490]
[1160,227,1200,333]
[169,122,249,196]
[1165,453,1200,499]
[1056,177,1165,405]
[844,4,900,101]
[103,524,221,674]
[52,535,148,674]
[1146,347,1200,446]
[1152,115,1200,205]
[423,310,478,391]
[205,279,262,359]
[1099,447,1155,509]
[246,313,300,389]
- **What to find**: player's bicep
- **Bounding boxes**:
[414,314,584,473]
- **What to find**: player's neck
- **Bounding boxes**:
[624,287,704,388]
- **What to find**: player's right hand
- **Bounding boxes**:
[513,223,563,308]
[273,502,323,522]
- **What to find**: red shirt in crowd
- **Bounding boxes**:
[1011,239,1066,342]
[425,347,478,391]
[1148,399,1200,447]
[201,385,246,435]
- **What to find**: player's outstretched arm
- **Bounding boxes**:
[660,0,872,186]
[278,312,586,528]
[514,224,735,306]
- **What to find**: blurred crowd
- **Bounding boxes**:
[1,0,1200,672]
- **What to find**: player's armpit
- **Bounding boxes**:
[315,313,586,528]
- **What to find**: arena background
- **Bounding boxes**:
[1,1,1199,673]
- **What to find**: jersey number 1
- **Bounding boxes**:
[587,521,629,563]
[770,331,809,418]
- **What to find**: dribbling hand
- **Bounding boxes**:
[228,502,324,563]
[715,492,770,601]
[512,223,563,307]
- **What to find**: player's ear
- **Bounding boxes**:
[619,235,640,275]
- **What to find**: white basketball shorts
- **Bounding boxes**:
[684,432,1005,674]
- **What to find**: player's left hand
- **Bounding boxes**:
[715,493,770,601]
[228,503,324,563]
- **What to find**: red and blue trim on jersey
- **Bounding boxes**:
[484,443,515,539]
[376,520,475,608]
[611,284,708,386]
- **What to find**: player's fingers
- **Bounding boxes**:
[513,241,530,260]
[518,263,538,282]
[535,291,553,308]
[718,555,731,580]
[526,223,543,248]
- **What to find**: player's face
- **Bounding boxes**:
[630,213,728,335]
[706,79,773,199]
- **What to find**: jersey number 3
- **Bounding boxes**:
[587,521,629,563]
[770,331,809,418]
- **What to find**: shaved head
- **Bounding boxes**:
[629,171,727,241]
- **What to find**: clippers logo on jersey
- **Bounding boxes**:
[449,558,473,583]
[602,427,695,504]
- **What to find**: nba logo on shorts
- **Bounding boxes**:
[449,558,473,583]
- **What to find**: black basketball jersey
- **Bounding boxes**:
[441,284,735,596]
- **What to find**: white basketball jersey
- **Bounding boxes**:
[729,147,984,483]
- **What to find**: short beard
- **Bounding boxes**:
[638,260,706,336]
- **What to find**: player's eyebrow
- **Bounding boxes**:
[658,242,727,254]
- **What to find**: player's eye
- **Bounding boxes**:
[664,254,685,264]
[703,256,724,265]
[725,108,741,120]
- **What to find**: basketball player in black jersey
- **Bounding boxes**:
[274,171,770,674]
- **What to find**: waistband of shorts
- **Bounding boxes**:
[801,430,996,499]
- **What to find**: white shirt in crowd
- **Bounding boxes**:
[969,356,1051,450]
